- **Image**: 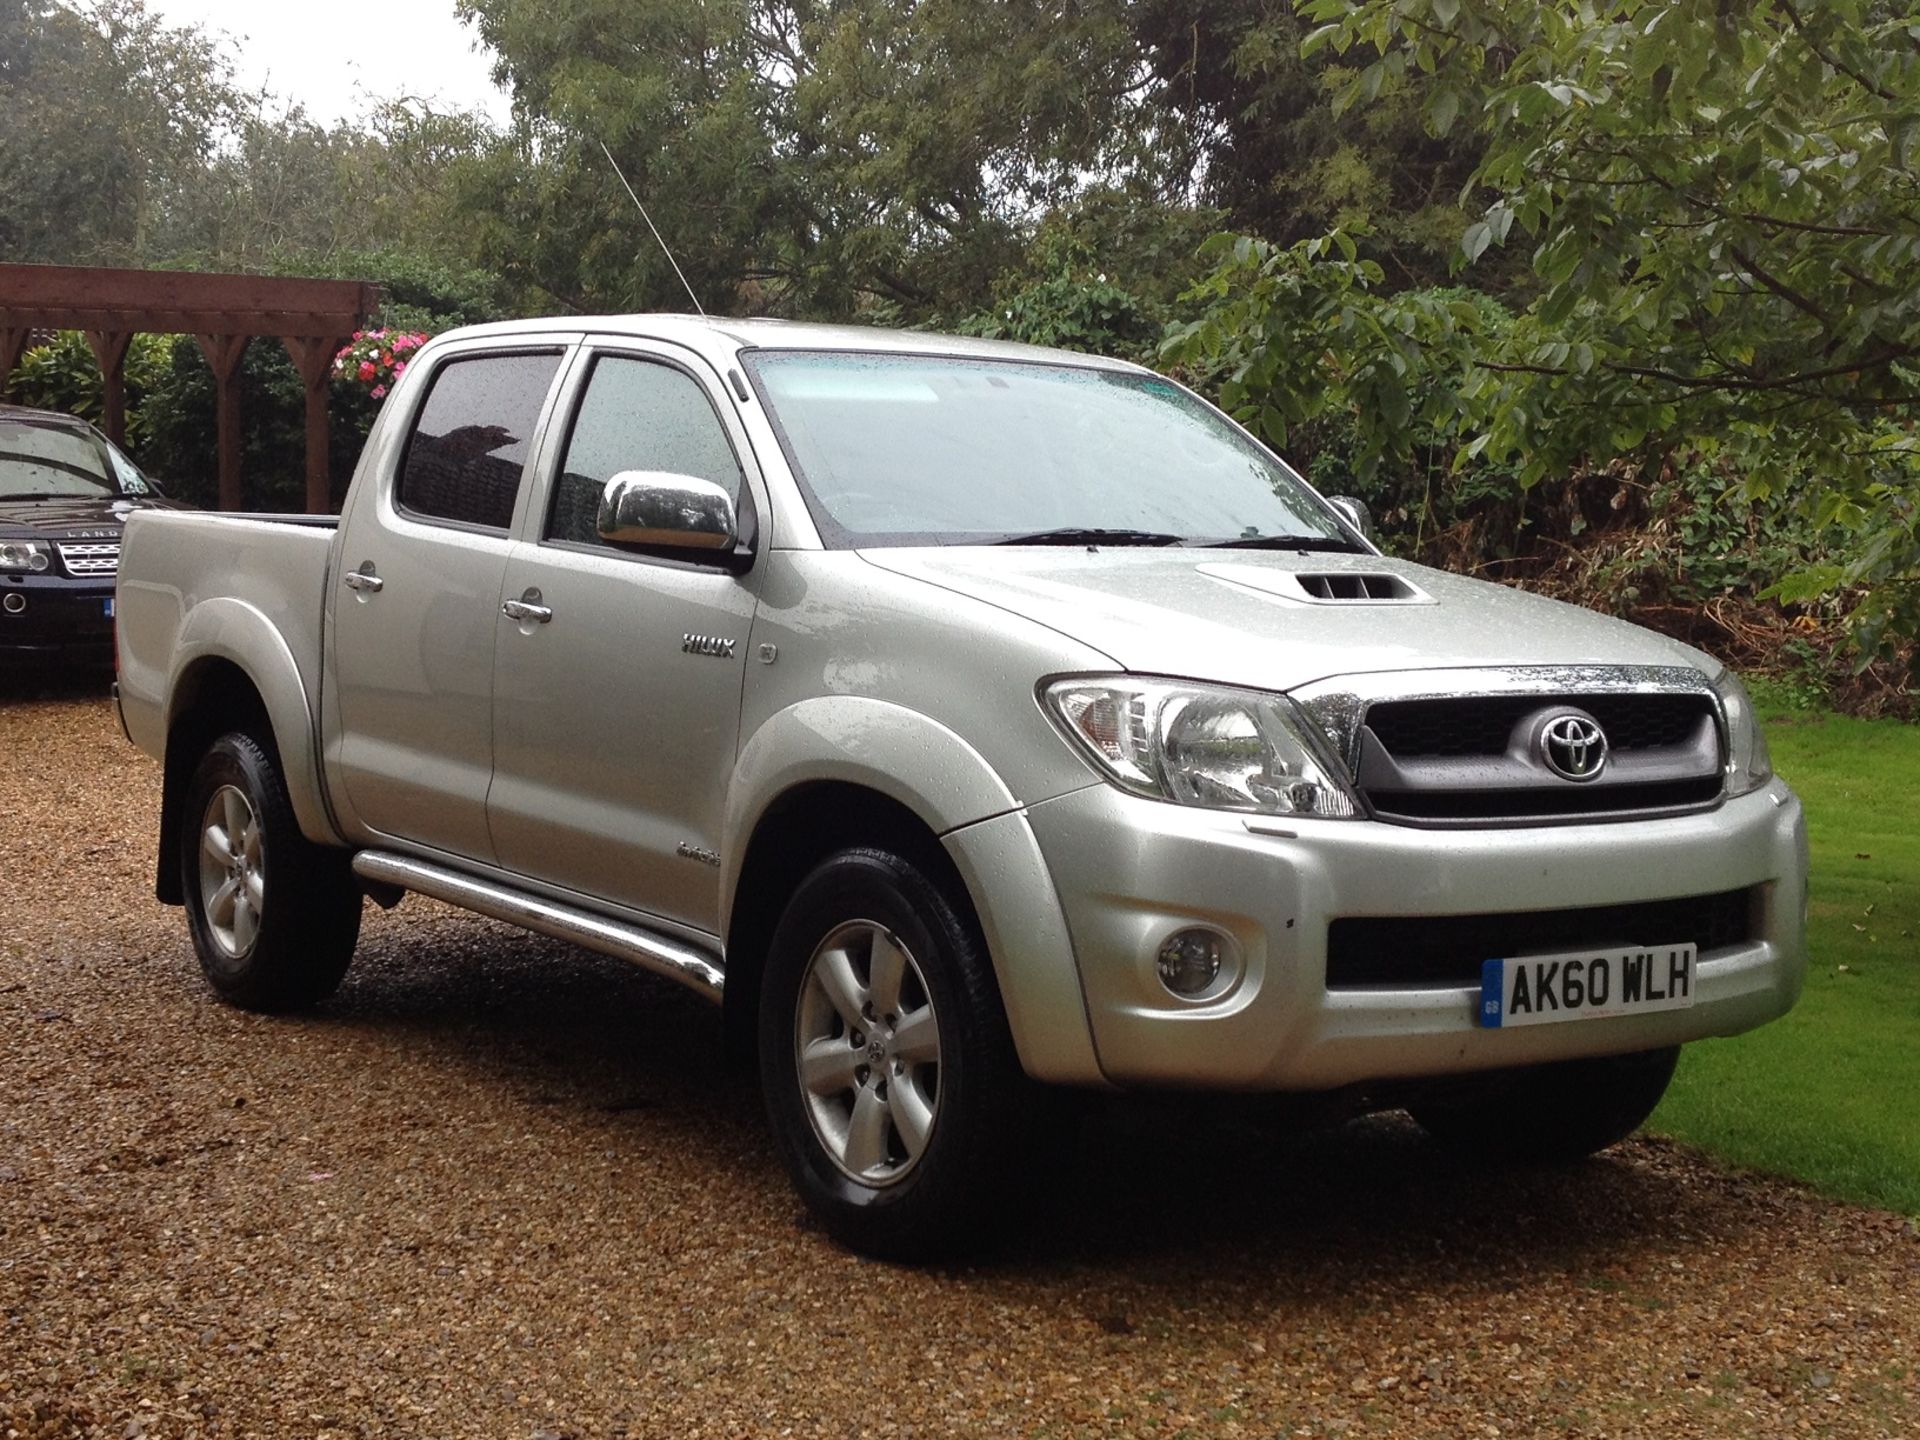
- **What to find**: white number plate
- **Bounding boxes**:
[1478,943,1697,1029]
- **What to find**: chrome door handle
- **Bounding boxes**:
[342,566,384,593]
[502,588,552,624]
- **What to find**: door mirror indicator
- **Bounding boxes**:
[596,471,738,552]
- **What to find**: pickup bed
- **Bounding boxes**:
[117,315,1809,1257]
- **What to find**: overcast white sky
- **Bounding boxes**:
[145,0,513,128]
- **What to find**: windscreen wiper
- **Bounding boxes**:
[994,527,1187,547]
[1201,534,1365,552]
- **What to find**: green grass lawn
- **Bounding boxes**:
[1651,711,1920,1216]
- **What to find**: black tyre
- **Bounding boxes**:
[180,731,361,1011]
[758,847,1026,1260]
[1408,1045,1681,1163]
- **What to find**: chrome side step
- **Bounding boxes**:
[351,850,725,1004]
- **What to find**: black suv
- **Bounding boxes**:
[1,405,178,665]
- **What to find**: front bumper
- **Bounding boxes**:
[0,573,116,661]
[1011,779,1807,1091]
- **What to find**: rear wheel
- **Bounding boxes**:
[1408,1045,1681,1163]
[180,732,361,1011]
[758,847,1026,1260]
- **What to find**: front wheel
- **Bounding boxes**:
[1408,1045,1681,1163]
[758,847,1026,1260]
[180,732,361,1011]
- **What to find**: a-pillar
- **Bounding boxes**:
[83,330,134,446]
[195,334,251,511]
[282,337,346,514]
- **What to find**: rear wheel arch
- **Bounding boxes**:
[157,658,275,905]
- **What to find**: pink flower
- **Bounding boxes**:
[393,361,407,376]
[353,330,364,341]
[370,384,387,399]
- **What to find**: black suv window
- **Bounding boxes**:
[547,355,743,547]
[399,352,562,530]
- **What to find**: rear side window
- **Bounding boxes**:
[547,355,743,547]
[398,352,562,530]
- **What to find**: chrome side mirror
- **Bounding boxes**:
[596,470,737,552]
[1326,495,1377,544]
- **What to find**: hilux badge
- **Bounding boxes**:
[1539,712,1608,781]
[681,633,736,659]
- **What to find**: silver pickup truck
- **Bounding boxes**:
[116,316,1808,1257]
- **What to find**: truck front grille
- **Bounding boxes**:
[1352,691,1724,826]
[1365,692,1713,758]
[1324,886,1759,990]
[57,541,120,577]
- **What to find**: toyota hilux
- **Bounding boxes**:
[113,316,1808,1257]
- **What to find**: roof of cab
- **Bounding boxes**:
[426,313,1151,372]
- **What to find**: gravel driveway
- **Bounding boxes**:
[3,683,1916,1439]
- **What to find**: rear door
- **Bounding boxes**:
[329,343,569,861]
[486,341,761,934]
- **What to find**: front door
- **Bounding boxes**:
[487,347,759,934]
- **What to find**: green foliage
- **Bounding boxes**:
[1653,714,1920,1218]
[956,274,1162,360]
[135,337,322,511]
[0,0,241,263]
[1290,0,1920,668]
[1126,1,1497,288]
[449,0,1159,317]
[1161,230,1484,483]
[5,331,171,442]
[954,195,1222,361]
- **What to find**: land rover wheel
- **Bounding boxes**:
[758,846,1024,1260]
[180,732,361,1011]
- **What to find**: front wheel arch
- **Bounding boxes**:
[723,781,967,1069]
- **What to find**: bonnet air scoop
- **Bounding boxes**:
[1197,562,1435,606]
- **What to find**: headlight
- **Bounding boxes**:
[1714,669,1774,797]
[0,540,51,572]
[1042,677,1360,818]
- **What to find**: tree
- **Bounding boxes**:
[450,0,1173,316]
[1177,0,1920,662]
[1125,0,1493,288]
[0,0,240,263]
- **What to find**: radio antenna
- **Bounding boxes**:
[598,140,706,319]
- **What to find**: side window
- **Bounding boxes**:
[547,355,744,547]
[398,352,562,530]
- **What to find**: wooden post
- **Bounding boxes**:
[83,330,134,446]
[195,334,251,511]
[282,336,345,514]
[0,327,30,400]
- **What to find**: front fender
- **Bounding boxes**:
[722,696,1017,909]
[723,696,1105,1086]
[168,597,337,846]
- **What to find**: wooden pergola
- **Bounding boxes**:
[0,264,380,513]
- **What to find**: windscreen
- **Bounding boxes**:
[0,417,151,500]
[746,351,1348,547]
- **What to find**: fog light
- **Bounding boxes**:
[1157,928,1225,997]
[2,592,25,614]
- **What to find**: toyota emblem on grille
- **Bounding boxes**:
[1539,712,1608,781]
